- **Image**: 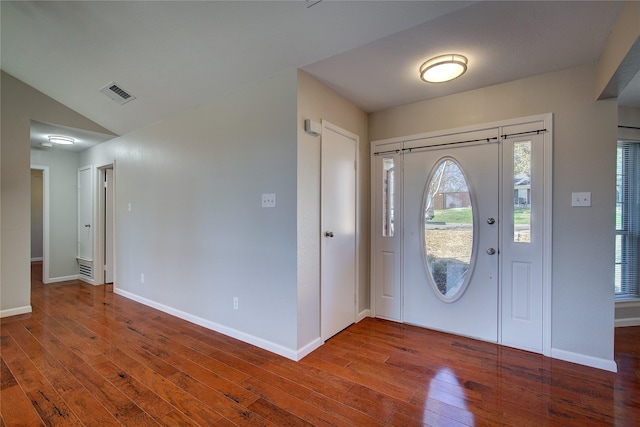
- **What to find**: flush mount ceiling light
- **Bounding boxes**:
[48,135,75,145]
[420,54,468,83]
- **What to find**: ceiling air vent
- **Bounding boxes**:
[99,82,136,105]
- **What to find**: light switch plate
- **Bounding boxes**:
[262,193,276,208]
[572,192,591,207]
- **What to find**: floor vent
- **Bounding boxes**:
[99,82,136,105]
[77,259,93,280]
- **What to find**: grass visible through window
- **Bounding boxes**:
[429,207,530,224]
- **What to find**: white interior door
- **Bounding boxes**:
[78,165,94,261]
[403,137,499,342]
[105,168,114,283]
[321,121,357,341]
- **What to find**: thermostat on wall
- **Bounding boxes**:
[304,119,321,136]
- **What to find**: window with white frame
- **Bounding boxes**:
[616,140,640,299]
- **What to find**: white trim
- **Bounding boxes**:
[615,298,640,308]
[357,309,371,322]
[296,338,322,360]
[31,257,43,262]
[551,348,617,373]
[114,288,302,361]
[94,163,116,286]
[0,306,32,318]
[31,165,50,283]
[48,275,80,283]
[615,317,640,327]
[542,114,553,357]
[369,142,377,319]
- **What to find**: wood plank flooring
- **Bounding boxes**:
[1,262,638,426]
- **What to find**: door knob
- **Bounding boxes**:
[325,231,334,238]
[84,224,91,228]
[486,248,496,255]
[487,217,496,225]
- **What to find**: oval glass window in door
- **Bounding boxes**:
[423,158,475,302]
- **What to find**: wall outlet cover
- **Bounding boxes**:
[572,192,591,207]
[262,193,276,208]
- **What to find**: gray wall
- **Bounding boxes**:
[296,70,369,349]
[0,71,114,317]
[369,64,617,365]
[81,71,301,353]
[31,147,81,279]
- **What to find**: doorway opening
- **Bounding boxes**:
[30,165,50,284]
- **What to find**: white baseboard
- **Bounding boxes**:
[0,305,32,318]
[296,337,322,360]
[47,274,79,284]
[357,309,371,323]
[551,348,618,372]
[31,257,43,262]
[78,276,97,285]
[615,317,640,327]
[114,288,302,361]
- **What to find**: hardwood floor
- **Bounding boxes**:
[1,263,638,426]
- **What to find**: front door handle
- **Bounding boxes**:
[325,231,334,238]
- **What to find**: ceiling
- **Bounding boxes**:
[2,1,637,148]
[29,120,116,153]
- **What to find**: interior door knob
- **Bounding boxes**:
[487,217,496,225]
[487,247,496,255]
[325,231,334,238]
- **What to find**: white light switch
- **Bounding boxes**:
[572,192,591,207]
[262,193,276,208]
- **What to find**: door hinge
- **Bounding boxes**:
[104,180,108,188]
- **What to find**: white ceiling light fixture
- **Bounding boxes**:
[48,135,75,145]
[420,54,468,83]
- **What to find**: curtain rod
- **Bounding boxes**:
[501,128,547,139]
[373,137,498,156]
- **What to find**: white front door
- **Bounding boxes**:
[371,115,552,354]
[321,121,357,341]
[403,137,499,342]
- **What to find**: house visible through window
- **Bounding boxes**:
[616,141,640,299]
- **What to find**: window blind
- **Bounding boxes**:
[616,141,640,298]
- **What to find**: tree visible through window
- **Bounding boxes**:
[616,141,640,299]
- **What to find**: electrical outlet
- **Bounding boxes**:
[233,297,239,310]
[261,193,276,208]
[140,273,145,283]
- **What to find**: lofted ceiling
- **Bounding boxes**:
[1,1,637,146]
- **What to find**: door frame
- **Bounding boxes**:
[95,162,116,286]
[30,165,50,283]
[370,113,552,356]
[320,119,360,341]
